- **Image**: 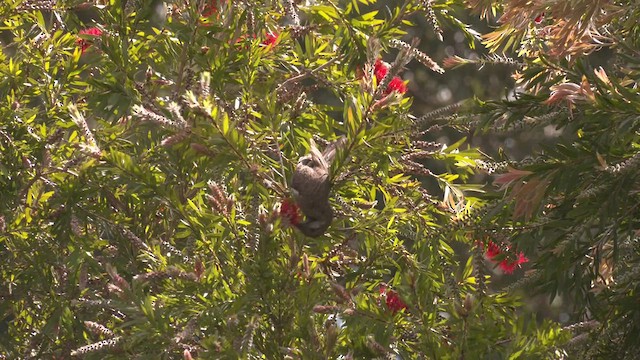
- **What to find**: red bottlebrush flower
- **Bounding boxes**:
[201,0,220,17]
[79,27,102,37]
[534,13,545,24]
[484,240,529,274]
[386,76,407,94]
[262,32,279,48]
[379,285,408,314]
[498,253,529,274]
[485,240,502,259]
[379,283,387,295]
[374,58,389,82]
[280,199,300,226]
[372,58,408,95]
[76,27,102,54]
[386,290,409,314]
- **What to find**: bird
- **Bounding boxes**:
[291,137,346,237]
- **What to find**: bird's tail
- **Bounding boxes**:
[321,136,347,165]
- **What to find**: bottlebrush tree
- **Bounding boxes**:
[0,0,571,359]
[443,1,640,359]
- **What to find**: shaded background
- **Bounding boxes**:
[396,3,573,325]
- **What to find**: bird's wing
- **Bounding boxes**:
[322,136,347,165]
[309,138,329,169]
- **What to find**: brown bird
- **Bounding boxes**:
[291,137,346,237]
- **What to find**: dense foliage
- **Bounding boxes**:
[2,0,638,359]
[447,1,640,358]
